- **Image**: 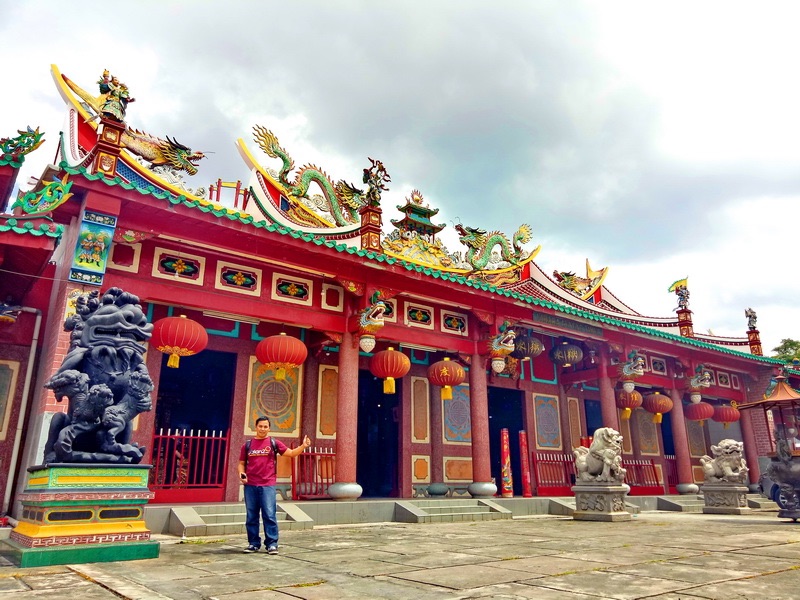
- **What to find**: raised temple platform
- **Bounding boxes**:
[4,463,159,567]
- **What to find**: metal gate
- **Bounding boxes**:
[150,429,230,503]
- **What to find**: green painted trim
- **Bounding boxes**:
[206,322,240,338]
[0,217,63,238]
[9,540,159,568]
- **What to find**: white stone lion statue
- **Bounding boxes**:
[573,427,627,484]
[700,439,749,483]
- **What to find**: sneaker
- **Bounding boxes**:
[267,546,278,555]
[243,545,259,553]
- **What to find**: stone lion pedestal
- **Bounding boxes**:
[571,427,631,522]
[572,483,632,522]
[699,439,751,515]
[701,482,750,515]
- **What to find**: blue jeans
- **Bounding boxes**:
[244,485,278,549]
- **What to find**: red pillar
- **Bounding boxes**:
[597,347,619,431]
[468,352,496,497]
[668,387,697,493]
[429,385,444,483]
[329,330,362,500]
[739,408,761,487]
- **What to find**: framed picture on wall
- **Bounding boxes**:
[650,356,667,376]
[717,372,731,388]
[731,374,741,390]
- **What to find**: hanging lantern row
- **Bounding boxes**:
[712,404,741,429]
[427,357,466,399]
[370,346,410,394]
[256,332,308,381]
[510,335,545,361]
[151,315,209,368]
[684,400,714,425]
[549,340,583,368]
[616,389,642,420]
[642,391,673,424]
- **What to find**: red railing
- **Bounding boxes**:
[531,451,666,496]
[664,454,679,494]
[150,429,230,503]
[291,448,335,500]
[208,179,250,210]
[531,452,576,496]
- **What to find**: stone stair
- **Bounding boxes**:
[395,498,512,523]
[746,493,779,510]
[167,502,313,537]
[656,494,705,512]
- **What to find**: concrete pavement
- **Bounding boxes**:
[1,510,799,599]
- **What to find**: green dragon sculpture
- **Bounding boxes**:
[252,125,390,227]
[454,223,533,271]
[62,73,205,175]
[0,127,45,167]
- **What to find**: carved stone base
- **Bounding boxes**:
[701,482,750,514]
[571,484,631,522]
[777,508,800,522]
[427,482,448,497]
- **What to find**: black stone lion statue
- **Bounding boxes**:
[43,287,154,464]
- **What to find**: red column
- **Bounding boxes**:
[468,352,495,496]
[429,385,444,483]
[668,387,697,493]
[329,330,362,499]
[739,408,761,487]
[596,346,620,431]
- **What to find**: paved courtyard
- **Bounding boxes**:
[1,511,799,599]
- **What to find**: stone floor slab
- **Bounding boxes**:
[388,563,530,590]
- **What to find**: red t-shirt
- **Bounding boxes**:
[239,437,288,486]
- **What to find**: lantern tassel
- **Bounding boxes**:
[383,377,395,394]
[276,367,287,381]
[167,354,180,368]
[723,422,730,429]
[652,413,662,424]
[621,407,631,420]
[442,385,452,400]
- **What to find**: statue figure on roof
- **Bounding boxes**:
[97,70,135,122]
[667,277,690,311]
[745,307,758,331]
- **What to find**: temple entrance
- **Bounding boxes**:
[488,387,525,496]
[357,370,400,497]
[584,399,603,436]
[150,349,236,503]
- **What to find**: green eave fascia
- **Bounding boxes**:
[0,154,26,168]
[0,217,63,238]
[58,164,781,366]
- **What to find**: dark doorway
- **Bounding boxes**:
[584,399,603,437]
[488,387,524,496]
[357,370,399,497]
[155,349,236,433]
[662,409,676,455]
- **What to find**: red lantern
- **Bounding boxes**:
[643,391,673,424]
[151,315,208,368]
[684,401,714,425]
[427,357,466,400]
[712,404,741,429]
[549,341,583,368]
[370,346,410,394]
[616,389,642,420]
[256,332,308,381]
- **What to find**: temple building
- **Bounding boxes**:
[0,66,791,515]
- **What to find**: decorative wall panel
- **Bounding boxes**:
[443,385,471,444]
[533,394,562,450]
[245,356,301,437]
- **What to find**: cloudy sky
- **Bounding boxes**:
[2,1,798,355]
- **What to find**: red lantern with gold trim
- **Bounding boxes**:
[616,389,642,420]
[370,346,410,394]
[712,404,741,429]
[256,332,308,381]
[642,391,673,424]
[685,401,714,425]
[151,315,208,368]
[428,357,466,400]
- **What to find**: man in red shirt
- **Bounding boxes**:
[238,416,310,554]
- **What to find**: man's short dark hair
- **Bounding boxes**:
[255,416,271,426]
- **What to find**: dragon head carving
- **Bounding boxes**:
[454,223,486,249]
[358,300,386,336]
[157,136,205,175]
[620,351,646,379]
[488,327,516,358]
[689,364,712,390]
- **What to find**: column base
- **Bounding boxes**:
[468,481,497,498]
[676,483,700,495]
[327,482,363,501]
[427,483,448,497]
[572,484,631,522]
[1,538,159,568]
[701,482,750,514]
